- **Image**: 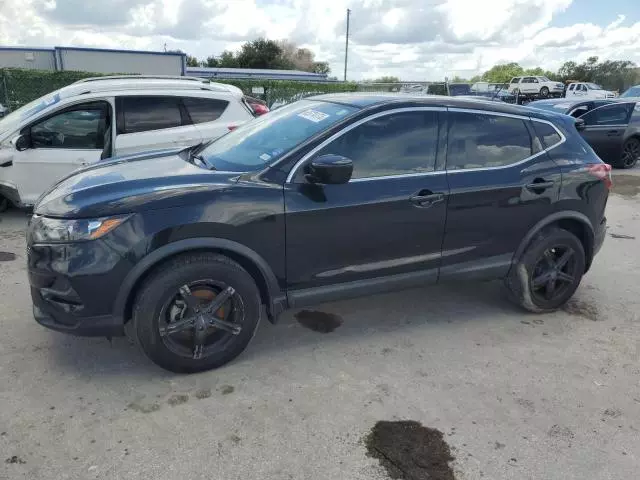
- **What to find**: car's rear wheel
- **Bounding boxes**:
[619,137,640,169]
[540,86,550,98]
[0,195,8,213]
[131,252,261,373]
[505,228,585,313]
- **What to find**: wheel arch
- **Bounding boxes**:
[512,211,595,273]
[114,238,287,326]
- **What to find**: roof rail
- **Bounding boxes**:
[74,75,209,84]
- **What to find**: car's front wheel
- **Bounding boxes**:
[540,86,550,98]
[505,228,585,313]
[131,252,261,373]
[0,195,9,213]
[619,137,640,169]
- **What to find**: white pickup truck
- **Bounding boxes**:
[565,82,616,99]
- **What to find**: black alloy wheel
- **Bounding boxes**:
[159,280,245,360]
[530,245,578,304]
[540,86,550,98]
[620,138,640,169]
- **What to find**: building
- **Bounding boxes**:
[0,46,186,75]
[186,67,331,82]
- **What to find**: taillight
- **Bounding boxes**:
[252,104,269,116]
[587,163,612,189]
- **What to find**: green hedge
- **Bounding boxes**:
[0,68,109,111]
[0,68,359,111]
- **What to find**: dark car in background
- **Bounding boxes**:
[528,98,640,168]
[27,94,610,373]
[620,85,640,98]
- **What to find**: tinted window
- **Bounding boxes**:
[183,97,229,124]
[568,84,575,91]
[532,121,562,149]
[580,104,632,126]
[447,112,533,170]
[621,86,640,98]
[121,96,182,134]
[511,78,521,83]
[314,111,438,179]
[199,100,357,172]
[30,107,105,149]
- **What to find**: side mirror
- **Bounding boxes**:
[575,118,586,132]
[305,154,353,185]
[13,135,29,152]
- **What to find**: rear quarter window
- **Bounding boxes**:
[182,97,229,124]
[532,121,563,149]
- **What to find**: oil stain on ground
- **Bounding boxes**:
[611,175,640,199]
[365,420,456,480]
[563,298,600,321]
[0,252,16,262]
[295,310,343,333]
[167,394,189,406]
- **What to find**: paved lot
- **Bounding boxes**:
[1,172,639,480]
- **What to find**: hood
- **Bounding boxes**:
[35,148,240,218]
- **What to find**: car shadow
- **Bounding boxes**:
[45,280,520,378]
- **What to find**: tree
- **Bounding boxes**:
[237,38,288,69]
[373,76,400,83]
[203,56,219,68]
[186,55,200,67]
[480,63,524,83]
[313,62,331,75]
[218,50,239,68]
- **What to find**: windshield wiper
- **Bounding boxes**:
[184,143,216,170]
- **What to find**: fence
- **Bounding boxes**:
[0,68,364,112]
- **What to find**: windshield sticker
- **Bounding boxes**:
[298,109,330,123]
[259,153,272,162]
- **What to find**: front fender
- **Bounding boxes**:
[113,237,286,324]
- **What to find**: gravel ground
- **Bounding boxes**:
[1,171,639,480]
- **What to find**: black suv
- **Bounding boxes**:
[27,95,610,373]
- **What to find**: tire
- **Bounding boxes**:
[0,196,8,213]
[505,228,585,313]
[618,137,640,169]
[512,88,520,96]
[132,252,261,373]
[540,86,550,98]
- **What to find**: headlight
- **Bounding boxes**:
[30,215,130,243]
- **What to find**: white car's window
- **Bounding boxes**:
[119,96,183,134]
[447,112,533,170]
[29,105,106,150]
[183,97,229,124]
[568,84,575,91]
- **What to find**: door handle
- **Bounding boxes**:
[410,190,445,208]
[525,179,555,192]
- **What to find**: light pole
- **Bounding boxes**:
[344,8,351,82]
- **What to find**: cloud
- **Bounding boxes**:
[1,0,639,81]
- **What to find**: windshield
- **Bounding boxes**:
[539,77,552,82]
[586,83,602,90]
[198,100,357,172]
[0,92,61,136]
[621,86,640,98]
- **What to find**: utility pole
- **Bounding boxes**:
[344,8,351,82]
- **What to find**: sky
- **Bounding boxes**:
[0,0,639,80]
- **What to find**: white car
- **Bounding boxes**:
[0,76,255,210]
[565,82,616,99]
[508,76,565,98]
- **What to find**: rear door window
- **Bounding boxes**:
[447,112,534,170]
[119,96,183,134]
[182,97,229,124]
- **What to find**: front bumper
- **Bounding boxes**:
[27,235,132,337]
